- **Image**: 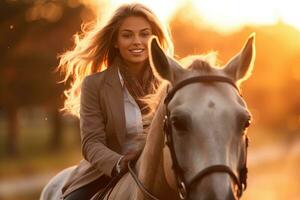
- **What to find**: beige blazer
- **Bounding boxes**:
[62,64,127,198]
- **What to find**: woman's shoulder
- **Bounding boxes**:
[82,65,118,89]
[83,69,108,86]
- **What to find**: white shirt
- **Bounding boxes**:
[116,68,146,169]
[117,69,143,135]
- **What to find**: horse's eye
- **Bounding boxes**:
[171,116,188,131]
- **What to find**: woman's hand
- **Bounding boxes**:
[112,134,146,176]
[119,150,141,172]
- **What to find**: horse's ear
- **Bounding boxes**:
[149,36,183,83]
[224,33,256,84]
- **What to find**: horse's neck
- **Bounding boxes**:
[135,99,174,199]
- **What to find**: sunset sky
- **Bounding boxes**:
[91,0,300,33]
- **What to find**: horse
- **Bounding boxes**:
[40,34,255,200]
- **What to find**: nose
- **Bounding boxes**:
[189,174,238,200]
[132,35,142,45]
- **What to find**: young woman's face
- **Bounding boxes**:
[116,16,152,67]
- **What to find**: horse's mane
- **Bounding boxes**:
[142,52,220,130]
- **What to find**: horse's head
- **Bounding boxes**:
[148,35,255,200]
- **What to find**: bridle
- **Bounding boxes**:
[163,75,248,199]
[129,75,249,200]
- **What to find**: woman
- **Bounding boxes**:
[57,3,174,199]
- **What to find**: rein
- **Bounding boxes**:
[117,76,249,200]
[128,161,160,200]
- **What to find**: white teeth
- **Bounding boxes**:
[130,49,143,53]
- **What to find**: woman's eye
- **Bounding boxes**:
[122,34,131,38]
[141,32,151,37]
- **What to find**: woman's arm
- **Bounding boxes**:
[80,75,122,177]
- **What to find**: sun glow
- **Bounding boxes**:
[92,0,184,23]
[92,0,300,33]
[190,0,300,32]
[109,0,184,22]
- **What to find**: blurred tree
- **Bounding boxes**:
[0,0,89,154]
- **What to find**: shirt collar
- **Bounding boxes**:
[117,67,125,88]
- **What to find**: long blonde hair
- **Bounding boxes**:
[57,3,174,117]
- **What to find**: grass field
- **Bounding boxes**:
[0,110,299,200]
[0,110,82,200]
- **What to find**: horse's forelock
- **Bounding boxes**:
[189,59,212,72]
[180,52,220,72]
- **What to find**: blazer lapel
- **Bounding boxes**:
[104,64,126,145]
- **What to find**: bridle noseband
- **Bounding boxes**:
[163,75,249,199]
[127,75,249,200]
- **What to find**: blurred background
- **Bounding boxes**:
[0,0,299,199]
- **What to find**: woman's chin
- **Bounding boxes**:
[127,57,148,65]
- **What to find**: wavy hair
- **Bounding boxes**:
[57,3,174,117]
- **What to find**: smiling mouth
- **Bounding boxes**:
[129,49,144,53]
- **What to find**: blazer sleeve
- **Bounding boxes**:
[80,75,122,177]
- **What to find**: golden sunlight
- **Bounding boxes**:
[109,0,184,22]
[92,0,300,33]
[191,0,300,32]
[91,0,184,23]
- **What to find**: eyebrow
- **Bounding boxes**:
[120,28,152,32]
